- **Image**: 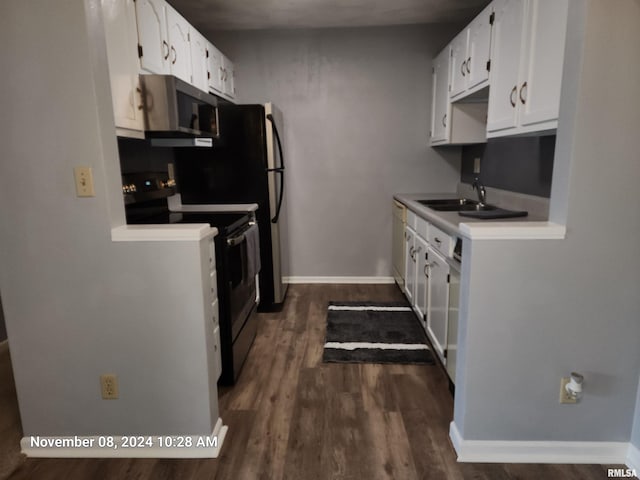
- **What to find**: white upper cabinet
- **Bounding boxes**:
[207,41,223,94]
[101,0,145,137]
[466,4,493,92]
[221,54,236,100]
[517,0,569,129]
[189,27,208,92]
[450,3,493,101]
[449,31,468,100]
[165,4,192,83]
[487,0,569,137]
[134,0,170,75]
[430,46,451,144]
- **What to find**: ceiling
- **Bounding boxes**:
[171,0,489,32]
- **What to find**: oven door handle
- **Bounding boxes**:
[227,231,247,247]
[226,224,256,247]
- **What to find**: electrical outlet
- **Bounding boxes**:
[100,374,119,400]
[473,157,481,174]
[559,377,577,404]
[73,166,95,197]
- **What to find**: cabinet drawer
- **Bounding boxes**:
[407,210,417,230]
[428,224,452,257]
[415,215,429,241]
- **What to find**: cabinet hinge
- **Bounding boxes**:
[486,59,491,72]
[448,84,451,92]
[188,33,191,42]
[489,12,495,25]
[443,349,448,359]
[447,274,450,284]
[137,44,143,58]
[207,71,211,79]
[206,49,209,58]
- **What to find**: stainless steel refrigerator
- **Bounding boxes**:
[174,103,289,311]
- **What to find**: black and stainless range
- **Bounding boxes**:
[123,172,259,385]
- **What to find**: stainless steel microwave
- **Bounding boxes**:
[139,75,219,139]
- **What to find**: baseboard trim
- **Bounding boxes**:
[285,276,395,284]
[627,443,640,472]
[450,421,629,464]
[21,418,228,458]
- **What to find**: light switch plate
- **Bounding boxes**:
[74,166,95,197]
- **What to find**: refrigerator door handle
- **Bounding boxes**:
[266,113,285,224]
[271,170,284,224]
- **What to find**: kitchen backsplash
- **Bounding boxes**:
[460,135,556,198]
[117,138,175,174]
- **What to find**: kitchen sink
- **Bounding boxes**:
[418,198,497,212]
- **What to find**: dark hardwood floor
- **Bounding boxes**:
[0,284,617,479]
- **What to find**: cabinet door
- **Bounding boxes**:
[102,0,144,134]
[426,247,449,364]
[449,30,469,100]
[221,54,235,99]
[134,0,169,74]
[518,0,569,128]
[430,47,450,143]
[404,227,416,303]
[207,42,223,94]
[166,4,191,83]
[486,0,526,133]
[189,27,208,92]
[414,235,429,328]
[467,3,493,91]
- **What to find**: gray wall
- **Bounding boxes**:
[454,0,640,444]
[208,26,461,279]
[0,0,218,437]
[460,136,556,197]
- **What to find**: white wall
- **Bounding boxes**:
[0,0,218,438]
[454,0,640,446]
[209,26,461,278]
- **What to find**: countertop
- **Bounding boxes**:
[111,224,218,242]
[394,193,566,240]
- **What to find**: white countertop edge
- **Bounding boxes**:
[458,222,566,240]
[111,225,218,242]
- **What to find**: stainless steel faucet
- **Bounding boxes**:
[472,176,487,205]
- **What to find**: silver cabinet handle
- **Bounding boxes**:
[434,237,442,245]
[424,263,430,276]
[442,114,447,127]
[510,85,517,107]
[461,60,466,77]
[466,57,471,74]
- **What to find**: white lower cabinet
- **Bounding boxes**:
[414,235,429,328]
[403,225,416,304]
[400,205,460,376]
[426,246,450,365]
